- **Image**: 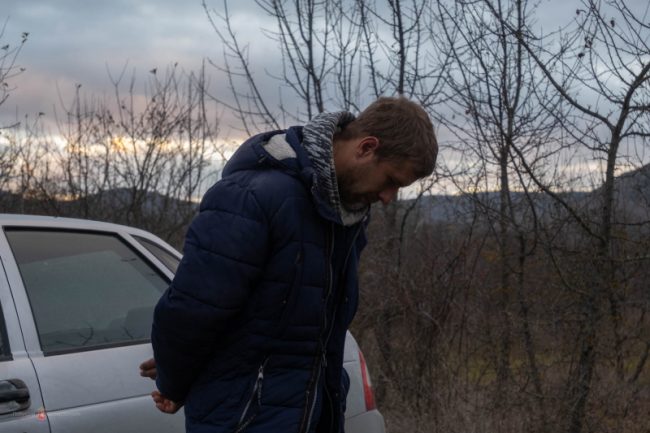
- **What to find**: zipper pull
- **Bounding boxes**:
[256,362,266,405]
[257,364,265,381]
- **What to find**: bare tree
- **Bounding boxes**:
[435,0,561,427]
[0,19,27,129]
[484,1,650,432]
[355,0,445,102]
[205,0,369,132]
[0,18,29,210]
[4,64,221,247]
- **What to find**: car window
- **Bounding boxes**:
[4,229,169,355]
[133,235,180,273]
[0,306,10,361]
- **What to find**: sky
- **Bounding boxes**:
[0,0,271,137]
[1,0,588,133]
[1,0,648,192]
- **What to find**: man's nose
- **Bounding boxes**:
[378,187,399,205]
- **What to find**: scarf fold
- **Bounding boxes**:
[302,111,369,226]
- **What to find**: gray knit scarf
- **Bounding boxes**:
[302,111,369,226]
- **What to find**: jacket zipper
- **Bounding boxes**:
[320,224,363,433]
[235,360,268,433]
[298,223,363,433]
[298,224,334,433]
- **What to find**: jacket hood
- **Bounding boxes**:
[222,118,368,226]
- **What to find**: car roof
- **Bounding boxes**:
[0,213,155,238]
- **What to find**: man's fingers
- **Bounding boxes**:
[151,390,181,414]
[151,390,163,403]
[159,400,180,414]
[140,368,157,379]
[139,358,157,379]
[139,358,155,370]
[156,400,180,414]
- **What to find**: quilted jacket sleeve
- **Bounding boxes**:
[151,178,269,403]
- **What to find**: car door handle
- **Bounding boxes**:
[0,379,30,413]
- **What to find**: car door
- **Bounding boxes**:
[0,227,184,433]
[0,257,50,433]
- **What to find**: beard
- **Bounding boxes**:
[336,165,375,210]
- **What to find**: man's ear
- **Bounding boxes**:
[357,136,379,158]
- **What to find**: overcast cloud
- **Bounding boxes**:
[2,0,647,135]
[1,0,270,131]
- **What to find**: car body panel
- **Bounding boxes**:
[343,334,365,418]
[30,345,155,411]
[0,258,50,432]
[345,410,386,433]
[46,395,185,433]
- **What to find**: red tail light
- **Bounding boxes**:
[358,349,376,411]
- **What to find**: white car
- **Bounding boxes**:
[0,214,384,433]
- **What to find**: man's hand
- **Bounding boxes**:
[152,390,183,414]
[140,359,182,414]
[139,358,157,380]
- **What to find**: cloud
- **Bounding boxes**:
[0,1,222,121]
[0,0,296,134]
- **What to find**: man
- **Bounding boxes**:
[140,96,437,433]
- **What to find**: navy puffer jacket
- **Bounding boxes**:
[152,126,368,433]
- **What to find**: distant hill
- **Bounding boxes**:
[2,163,648,231]
[387,163,650,231]
[611,164,650,224]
